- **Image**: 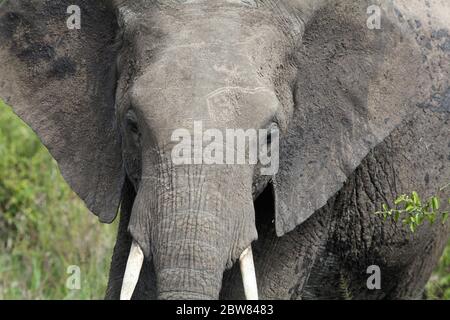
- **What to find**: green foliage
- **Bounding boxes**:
[0,100,117,299]
[375,188,450,299]
[426,240,450,299]
[375,190,450,233]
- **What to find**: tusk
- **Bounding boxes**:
[239,246,258,300]
[120,240,144,300]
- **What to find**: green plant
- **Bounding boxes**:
[375,187,449,233]
[426,239,450,299]
[0,99,117,299]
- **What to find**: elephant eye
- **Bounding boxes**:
[125,109,140,138]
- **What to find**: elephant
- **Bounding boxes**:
[0,0,449,300]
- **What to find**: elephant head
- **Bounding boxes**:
[0,0,430,299]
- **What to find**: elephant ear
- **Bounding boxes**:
[273,1,435,236]
[0,0,124,223]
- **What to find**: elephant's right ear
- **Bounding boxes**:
[0,0,124,223]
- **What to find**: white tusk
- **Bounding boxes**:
[120,240,144,300]
[239,246,258,300]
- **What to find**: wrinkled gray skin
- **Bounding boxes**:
[0,0,449,299]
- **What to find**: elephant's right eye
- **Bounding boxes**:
[125,109,141,141]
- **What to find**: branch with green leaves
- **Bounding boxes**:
[375,184,450,233]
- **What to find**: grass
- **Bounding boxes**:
[426,241,450,299]
[0,100,117,299]
[0,99,449,299]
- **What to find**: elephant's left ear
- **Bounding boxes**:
[0,0,124,223]
[272,1,437,236]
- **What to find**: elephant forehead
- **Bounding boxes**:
[130,10,292,62]
[122,0,300,50]
[131,81,280,132]
[155,0,259,8]
[129,40,281,128]
[133,48,269,89]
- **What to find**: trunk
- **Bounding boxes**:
[128,163,257,299]
[154,212,230,299]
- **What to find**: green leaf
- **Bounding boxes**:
[443,212,449,225]
[416,214,424,225]
[431,197,440,210]
[412,191,421,206]
[394,196,405,205]
[374,187,449,233]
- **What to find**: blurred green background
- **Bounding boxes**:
[0,99,448,299]
[0,100,117,299]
